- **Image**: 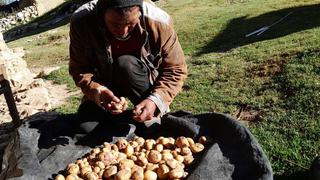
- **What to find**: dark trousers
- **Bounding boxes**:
[111,55,151,104]
[76,55,152,145]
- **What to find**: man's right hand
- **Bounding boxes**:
[86,85,127,114]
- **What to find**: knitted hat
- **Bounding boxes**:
[104,0,142,8]
[97,0,143,15]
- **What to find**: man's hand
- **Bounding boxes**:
[86,86,127,114]
[106,97,128,115]
[133,99,157,122]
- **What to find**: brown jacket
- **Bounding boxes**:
[69,0,187,113]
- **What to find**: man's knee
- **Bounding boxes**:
[114,55,138,74]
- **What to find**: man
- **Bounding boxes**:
[69,0,187,128]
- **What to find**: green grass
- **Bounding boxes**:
[43,65,77,90]
[7,0,320,177]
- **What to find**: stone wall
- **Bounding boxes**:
[0,4,38,32]
[0,32,51,122]
[19,0,64,15]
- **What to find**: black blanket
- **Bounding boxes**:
[0,111,273,180]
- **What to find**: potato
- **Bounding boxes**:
[183,155,194,165]
[92,147,101,154]
[111,98,126,110]
[125,145,134,157]
[65,174,78,180]
[80,166,92,177]
[116,138,128,150]
[168,168,184,179]
[103,165,117,179]
[198,136,208,144]
[84,171,99,180]
[187,137,195,145]
[88,153,96,161]
[132,170,144,180]
[111,144,119,151]
[98,152,116,166]
[95,161,105,170]
[190,143,205,153]
[155,144,164,152]
[135,146,142,152]
[175,155,184,163]
[145,163,158,171]
[156,136,164,144]
[162,152,173,161]
[147,150,162,164]
[135,137,145,147]
[158,137,170,146]
[161,150,171,154]
[67,164,79,175]
[117,152,127,162]
[98,170,104,179]
[144,140,154,150]
[139,152,146,158]
[119,159,135,170]
[144,170,157,180]
[111,150,120,158]
[136,156,148,167]
[114,169,131,180]
[175,137,190,148]
[156,164,170,179]
[166,159,178,169]
[103,142,112,149]
[130,155,138,161]
[102,147,110,153]
[133,108,142,116]
[130,141,139,148]
[171,150,179,157]
[55,174,65,180]
[93,166,100,174]
[168,137,175,145]
[181,147,192,156]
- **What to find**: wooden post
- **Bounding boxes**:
[0,74,21,127]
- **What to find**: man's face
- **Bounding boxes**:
[104,7,141,39]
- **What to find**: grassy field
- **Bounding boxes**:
[7,0,320,178]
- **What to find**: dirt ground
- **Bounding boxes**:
[0,67,80,125]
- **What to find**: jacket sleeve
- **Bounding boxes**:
[149,18,187,112]
[69,15,101,94]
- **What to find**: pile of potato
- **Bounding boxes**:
[55,136,208,180]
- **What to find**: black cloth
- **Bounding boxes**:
[0,111,273,180]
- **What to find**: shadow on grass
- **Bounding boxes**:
[274,171,309,180]
[196,3,320,55]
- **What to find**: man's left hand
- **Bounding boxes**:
[133,99,157,122]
